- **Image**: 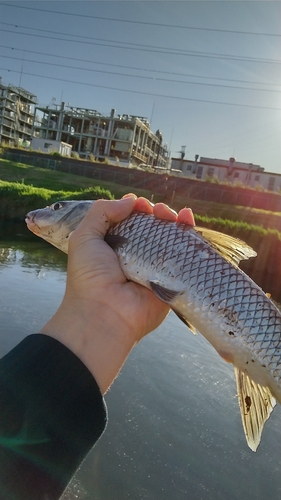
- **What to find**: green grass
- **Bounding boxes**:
[2,155,281,300]
[171,197,281,232]
[0,180,114,220]
[0,158,153,200]
[195,213,281,243]
[0,158,156,220]
[1,158,281,242]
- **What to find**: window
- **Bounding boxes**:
[234,172,239,178]
[44,142,52,148]
[254,175,260,182]
[268,177,275,191]
[183,164,192,173]
[196,166,203,179]
[207,167,215,178]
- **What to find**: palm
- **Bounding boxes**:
[66,234,169,341]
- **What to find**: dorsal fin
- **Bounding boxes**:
[234,367,276,451]
[194,227,257,267]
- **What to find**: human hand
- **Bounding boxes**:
[40,195,195,394]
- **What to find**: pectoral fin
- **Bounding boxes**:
[234,367,276,452]
[104,234,128,250]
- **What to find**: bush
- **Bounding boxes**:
[0,180,114,220]
[63,186,114,201]
[50,151,62,157]
[71,151,80,159]
[205,175,220,184]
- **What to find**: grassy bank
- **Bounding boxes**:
[2,157,281,230]
[0,157,155,220]
[1,157,281,240]
[1,157,281,299]
[0,158,154,201]
[1,158,281,260]
[0,180,114,220]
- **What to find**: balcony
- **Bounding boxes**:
[18,114,33,125]
[132,150,146,162]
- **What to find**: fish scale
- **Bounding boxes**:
[25,200,281,451]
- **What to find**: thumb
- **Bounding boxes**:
[72,196,136,241]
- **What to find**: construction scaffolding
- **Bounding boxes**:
[32,102,169,167]
[0,77,37,146]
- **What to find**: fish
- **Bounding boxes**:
[25,200,281,451]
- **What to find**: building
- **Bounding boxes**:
[0,77,37,147]
[171,156,281,193]
[32,102,169,168]
[31,138,72,157]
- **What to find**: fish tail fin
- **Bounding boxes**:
[234,367,276,452]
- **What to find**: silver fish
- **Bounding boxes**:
[25,200,281,451]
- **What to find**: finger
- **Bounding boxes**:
[153,203,177,222]
[134,197,154,214]
[122,193,137,199]
[177,208,195,226]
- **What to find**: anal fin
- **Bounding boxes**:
[174,311,197,335]
[234,367,276,452]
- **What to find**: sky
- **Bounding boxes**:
[0,0,280,173]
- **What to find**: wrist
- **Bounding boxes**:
[40,297,136,395]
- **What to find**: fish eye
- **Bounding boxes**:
[51,202,64,211]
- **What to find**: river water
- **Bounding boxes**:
[0,234,280,500]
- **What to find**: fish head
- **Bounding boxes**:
[25,200,93,253]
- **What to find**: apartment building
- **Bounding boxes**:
[32,102,169,168]
[171,156,281,193]
[0,77,37,146]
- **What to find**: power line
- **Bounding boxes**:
[1,22,281,65]
[2,21,202,53]
[1,27,280,65]
[1,53,280,94]
[1,44,280,88]
[1,2,280,37]
[1,67,280,111]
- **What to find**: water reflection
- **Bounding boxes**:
[1,239,281,500]
[0,242,67,271]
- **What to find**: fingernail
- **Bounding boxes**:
[118,196,136,206]
[122,193,137,200]
[168,207,177,215]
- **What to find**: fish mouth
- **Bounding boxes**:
[25,214,42,235]
[25,213,35,228]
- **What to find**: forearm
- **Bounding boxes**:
[0,334,107,500]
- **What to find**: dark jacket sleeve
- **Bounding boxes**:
[0,334,107,500]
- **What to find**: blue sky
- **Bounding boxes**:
[0,1,280,172]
